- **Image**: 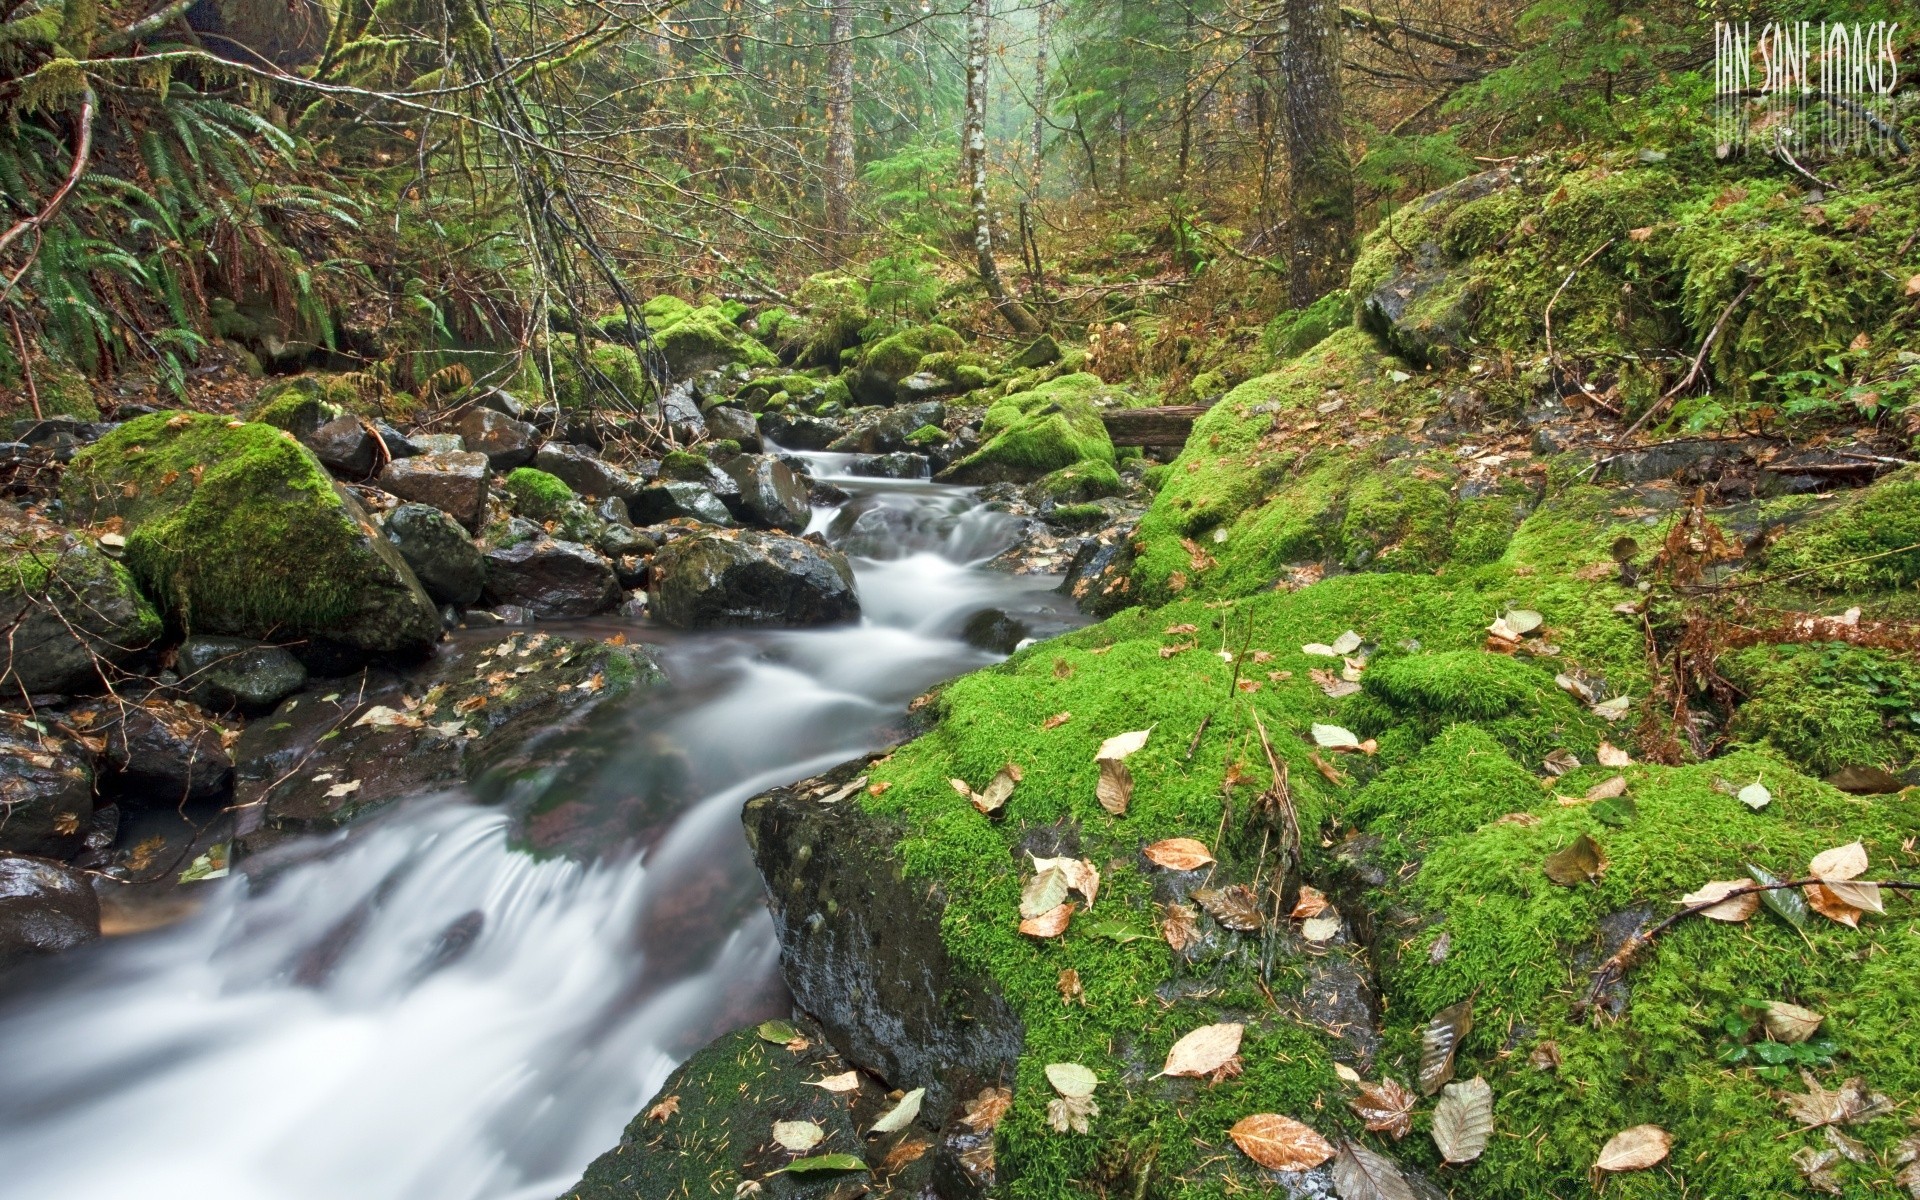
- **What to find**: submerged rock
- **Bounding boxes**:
[648,529,858,628]
[0,854,100,967]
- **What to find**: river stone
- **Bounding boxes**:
[533,443,640,500]
[414,432,465,454]
[649,529,858,629]
[1,509,161,695]
[380,451,491,532]
[304,414,379,476]
[374,422,420,459]
[0,854,100,967]
[961,607,1030,654]
[176,635,308,712]
[743,757,1024,1125]
[233,630,664,837]
[73,698,232,804]
[0,725,94,858]
[457,407,540,470]
[849,451,929,480]
[720,454,811,531]
[758,411,842,451]
[628,480,734,527]
[827,401,946,455]
[481,539,619,617]
[384,503,486,606]
[701,404,761,451]
[657,381,707,442]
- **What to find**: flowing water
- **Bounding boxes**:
[0,458,1081,1200]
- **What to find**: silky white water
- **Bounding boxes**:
[0,470,1076,1200]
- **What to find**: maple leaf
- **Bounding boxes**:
[646,1094,680,1122]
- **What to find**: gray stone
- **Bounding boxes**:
[701,404,761,451]
[721,454,811,531]
[481,539,619,617]
[627,480,734,527]
[849,451,929,480]
[961,608,1031,654]
[827,401,946,454]
[1007,332,1061,369]
[1,512,159,695]
[304,414,379,476]
[177,636,308,713]
[474,388,525,418]
[457,407,540,470]
[758,411,842,450]
[383,502,486,606]
[656,381,707,442]
[380,451,491,532]
[0,726,94,858]
[414,433,465,454]
[533,443,640,500]
[649,528,858,629]
[375,422,421,458]
[0,855,100,967]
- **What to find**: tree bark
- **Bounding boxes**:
[964,0,1040,334]
[1028,0,1050,195]
[824,0,855,259]
[1283,0,1354,307]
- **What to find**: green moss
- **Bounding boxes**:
[660,450,711,474]
[648,301,779,374]
[789,271,870,366]
[859,323,963,382]
[1337,458,1456,571]
[905,423,947,447]
[1037,458,1121,503]
[941,373,1116,485]
[249,376,346,434]
[1347,723,1542,848]
[502,467,575,521]
[1723,642,1920,776]
[1262,288,1351,361]
[547,336,651,409]
[18,356,99,419]
[1763,466,1920,591]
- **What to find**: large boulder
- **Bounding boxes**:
[72,697,232,804]
[1352,166,1517,368]
[0,724,94,858]
[1,507,161,695]
[533,443,640,500]
[827,401,947,454]
[481,539,619,617]
[637,297,779,379]
[648,529,858,628]
[304,414,380,477]
[383,503,486,606]
[0,854,100,967]
[232,630,662,836]
[758,411,842,451]
[62,414,443,661]
[701,404,762,451]
[628,480,734,527]
[721,454,811,531]
[176,635,308,713]
[935,373,1116,485]
[849,324,964,405]
[379,451,491,532]
[458,408,540,470]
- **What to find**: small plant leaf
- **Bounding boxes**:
[1594,1124,1670,1174]
[778,1152,868,1175]
[1228,1113,1334,1171]
[1160,1022,1243,1078]
[1431,1077,1494,1164]
[757,1020,801,1045]
[1311,723,1360,749]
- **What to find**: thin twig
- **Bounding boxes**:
[1615,279,1759,443]
[1544,237,1613,383]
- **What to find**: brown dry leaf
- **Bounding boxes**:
[1810,841,1868,881]
[1021,868,1071,919]
[1594,1125,1670,1175]
[1032,856,1101,909]
[1805,883,1864,928]
[1160,642,1196,659]
[1545,834,1607,886]
[1165,623,1198,635]
[1096,758,1134,815]
[1763,1001,1825,1044]
[1348,1077,1417,1140]
[1160,1022,1244,1078]
[961,1086,1014,1132]
[1307,750,1346,786]
[1680,880,1759,922]
[1584,775,1628,802]
[1431,1077,1494,1164]
[1042,711,1072,731]
[1628,225,1655,241]
[878,1135,931,1174]
[1906,272,1920,297]
[1597,741,1633,767]
[1160,902,1201,952]
[1332,1139,1417,1200]
[1228,1114,1334,1172]
[1019,902,1074,938]
[1046,1092,1098,1134]
[973,765,1020,814]
[1058,968,1084,1006]
[1310,667,1361,699]
[806,1072,860,1093]
[1419,999,1474,1095]
[1143,837,1215,871]
[1193,884,1264,932]
[1531,1041,1562,1071]
[1783,1072,1892,1129]
[646,1095,680,1122]
[1542,748,1581,776]
[1291,885,1331,920]
[1794,1146,1845,1195]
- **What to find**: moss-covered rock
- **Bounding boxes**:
[937,373,1116,486]
[547,336,651,409]
[849,324,964,405]
[501,467,575,521]
[63,412,442,660]
[1762,465,1920,592]
[638,298,780,379]
[1722,642,1920,777]
[249,376,345,438]
[1,508,160,694]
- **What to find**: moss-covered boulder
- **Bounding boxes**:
[1,507,160,694]
[1762,466,1920,593]
[62,412,443,660]
[629,296,780,380]
[936,373,1116,486]
[849,324,964,405]
[769,271,870,369]
[547,336,651,409]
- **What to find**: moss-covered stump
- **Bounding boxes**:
[562,1018,938,1200]
[936,373,1116,486]
[62,412,443,661]
[232,627,662,838]
[1,506,161,694]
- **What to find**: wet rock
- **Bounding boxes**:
[0,854,100,967]
[1060,522,1139,616]
[304,414,379,477]
[383,502,486,606]
[1,508,161,695]
[233,630,664,836]
[73,698,232,803]
[649,529,859,628]
[380,451,491,532]
[177,636,308,713]
[1006,332,1061,369]
[475,388,525,418]
[849,451,929,480]
[701,403,761,451]
[594,521,649,559]
[657,381,707,442]
[744,758,1023,1123]
[961,608,1030,654]
[720,454,812,531]
[481,539,619,618]
[759,411,842,450]
[414,432,465,455]
[827,400,946,454]
[658,452,743,510]
[628,480,734,527]
[0,724,95,858]
[457,407,540,470]
[374,422,420,458]
[533,443,640,500]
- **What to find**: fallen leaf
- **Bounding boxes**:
[1291,885,1330,919]
[1584,775,1628,801]
[1045,1062,1098,1098]
[647,1095,680,1121]
[1311,667,1362,698]
[1531,1041,1562,1071]
[1301,913,1341,943]
[1591,695,1632,721]
[1331,630,1363,655]
[1824,1125,1870,1163]
[1783,1072,1891,1129]
[1810,841,1883,913]
[807,1072,860,1093]
[1058,968,1084,1005]
[1096,758,1134,815]
[1165,623,1198,635]
[773,1120,825,1152]
[353,704,422,730]
[1019,901,1075,938]
[1160,1022,1243,1078]
[1311,723,1361,750]
[1792,1146,1844,1195]
[1419,1000,1474,1095]
[869,1087,925,1135]
[1096,729,1151,761]
[1738,779,1771,810]
[1503,610,1543,636]
[1302,642,1338,657]
[1545,834,1607,885]
[1333,1062,1362,1084]
[1542,748,1581,775]
[1749,863,1811,931]
[1431,1077,1494,1164]
[1593,1124,1670,1174]
[1160,902,1200,951]
[1681,880,1758,922]
[1144,837,1215,870]
[1825,764,1904,794]
[1043,711,1071,730]
[757,1019,802,1045]
[1192,884,1264,932]
[1592,794,1639,827]
[962,1086,1013,1131]
[1556,673,1596,703]
[1047,1091,1098,1134]
[1032,856,1100,908]
[974,765,1019,814]
[1596,741,1633,767]
[1763,1001,1824,1044]
[1628,225,1655,241]
[1021,868,1070,919]
[777,1153,867,1175]
[1307,750,1346,786]
[1805,882,1864,927]
[1229,1113,1334,1171]
[325,779,363,799]
[1349,1078,1417,1140]
[1332,1139,1417,1200]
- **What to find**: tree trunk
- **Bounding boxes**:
[965,0,1040,334]
[1282,0,1353,307]
[824,0,855,259]
[1029,0,1050,195]
[1177,2,1195,188]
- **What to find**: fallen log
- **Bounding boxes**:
[1100,404,1209,447]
